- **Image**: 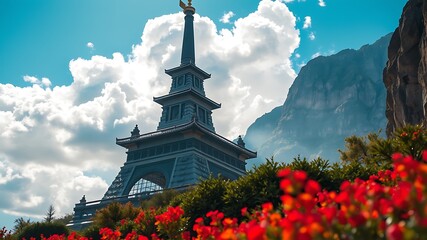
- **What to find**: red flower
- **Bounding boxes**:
[246,225,265,240]
[304,179,321,196]
[277,168,291,178]
[241,207,248,216]
[423,150,427,162]
[293,170,307,184]
[386,224,404,240]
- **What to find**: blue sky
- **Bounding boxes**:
[1,0,405,87]
[0,0,407,230]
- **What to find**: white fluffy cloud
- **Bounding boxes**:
[303,16,311,29]
[319,0,326,7]
[0,155,108,218]
[220,11,235,23]
[0,0,299,219]
[87,42,95,49]
[309,32,316,40]
[23,75,51,88]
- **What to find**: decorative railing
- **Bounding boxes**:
[67,185,192,230]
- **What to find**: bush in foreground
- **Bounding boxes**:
[5,149,427,240]
[16,222,69,240]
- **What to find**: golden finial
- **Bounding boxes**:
[179,0,186,9]
[179,0,195,13]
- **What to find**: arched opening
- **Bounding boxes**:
[128,172,166,197]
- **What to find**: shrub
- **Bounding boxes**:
[223,158,285,219]
[286,156,335,190]
[92,202,140,230]
[81,225,101,240]
[140,189,179,209]
[339,125,427,171]
[171,175,229,231]
[17,222,69,240]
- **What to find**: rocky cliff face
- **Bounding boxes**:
[384,0,427,136]
[245,34,391,165]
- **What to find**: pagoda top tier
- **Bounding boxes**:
[179,0,196,65]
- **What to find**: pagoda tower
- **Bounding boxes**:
[69,0,256,230]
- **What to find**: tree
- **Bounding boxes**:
[44,205,55,223]
[13,217,31,235]
[53,213,73,225]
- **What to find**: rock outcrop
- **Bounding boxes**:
[245,34,391,165]
[384,0,427,135]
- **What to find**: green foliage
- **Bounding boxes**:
[171,175,229,229]
[140,189,180,209]
[339,131,393,172]
[82,225,101,240]
[53,214,73,226]
[92,202,141,229]
[13,217,31,235]
[132,208,163,237]
[286,156,333,190]
[339,125,427,174]
[44,205,55,223]
[223,158,285,218]
[17,222,69,240]
[392,125,427,160]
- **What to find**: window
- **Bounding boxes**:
[198,107,206,123]
[194,78,200,88]
[181,103,186,118]
[178,76,184,86]
[128,173,165,196]
[169,105,180,120]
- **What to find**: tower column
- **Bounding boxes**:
[181,8,195,65]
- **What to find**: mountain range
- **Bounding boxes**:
[244,33,392,166]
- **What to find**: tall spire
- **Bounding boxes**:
[180,0,196,65]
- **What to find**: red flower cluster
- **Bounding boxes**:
[0,227,12,240]
[154,206,189,240]
[5,151,427,240]
[155,206,184,226]
[186,151,427,239]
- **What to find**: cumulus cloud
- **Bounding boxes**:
[0,156,108,219]
[309,32,316,40]
[319,0,326,7]
[220,11,235,23]
[23,75,51,88]
[87,42,95,49]
[0,0,299,219]
[303,16,311,29]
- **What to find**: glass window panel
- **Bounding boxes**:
[178,76,184,86]
[170,105,180,120]
[198,107,206,123]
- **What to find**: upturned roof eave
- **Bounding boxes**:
[153,88,221,109]
[115,120,257,159]
[165,63,211,79]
